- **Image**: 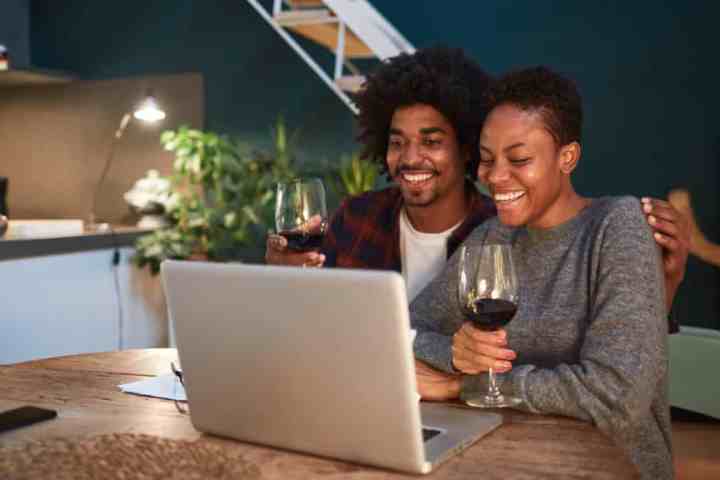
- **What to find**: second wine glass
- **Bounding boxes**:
[457,243,522,408]
[275,178,328,252]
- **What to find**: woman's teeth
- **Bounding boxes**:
[402,172,434,184]
[494,191,526,203]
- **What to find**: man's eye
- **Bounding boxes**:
[423,138,441,147]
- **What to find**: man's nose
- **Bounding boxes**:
[400,141,424,167]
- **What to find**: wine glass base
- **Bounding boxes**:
[464,395,522,409]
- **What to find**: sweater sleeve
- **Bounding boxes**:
[410,226,489,372]
[481,199,668,440]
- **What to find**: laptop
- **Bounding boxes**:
[161,260,501,474]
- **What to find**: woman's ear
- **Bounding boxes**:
[559,142,581,174]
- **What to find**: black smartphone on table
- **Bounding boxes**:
[0,406,57,433]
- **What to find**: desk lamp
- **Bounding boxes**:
[87,91,166,231]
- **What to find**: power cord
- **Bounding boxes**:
[108,227,125,351]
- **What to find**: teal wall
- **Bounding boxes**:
[0,0,30,68]
[29,1,720,329]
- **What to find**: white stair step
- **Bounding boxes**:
[274,9,335,26]
[281,21,374,58]
[336,75,365,92]
[285,0,325,8]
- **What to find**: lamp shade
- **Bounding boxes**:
[133,95,166,123]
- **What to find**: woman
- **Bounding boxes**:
[411,67,671,479]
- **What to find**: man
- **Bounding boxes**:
[268,47,495,303]
[266,46,689,312]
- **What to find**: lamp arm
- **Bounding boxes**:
[115,112,132,139]
[89,113,132,226]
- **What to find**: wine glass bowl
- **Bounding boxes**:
[458,243,521,408]
[275,178,328,252]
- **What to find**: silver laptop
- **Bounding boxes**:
[161,260,501,474]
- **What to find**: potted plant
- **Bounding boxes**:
[133,119,298,274]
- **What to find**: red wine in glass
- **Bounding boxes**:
[278,231,325,252]
[275,178,328,253]
[457,243,522,408]
[463,298,518,331]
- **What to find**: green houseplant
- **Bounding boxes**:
[325,153,379,199]
[134,120,298,274]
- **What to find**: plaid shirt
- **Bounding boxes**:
[322,183,497,272]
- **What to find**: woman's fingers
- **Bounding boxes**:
[452,324,515,374]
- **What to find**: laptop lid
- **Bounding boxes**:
[162,260,428,472]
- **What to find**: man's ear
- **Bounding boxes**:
[559,142,581,174]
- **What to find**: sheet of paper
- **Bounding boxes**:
[118,373,186,401]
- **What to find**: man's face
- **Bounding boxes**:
[386,104,468,209]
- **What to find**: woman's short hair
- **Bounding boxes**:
[354,46,492,176]
[485,66,583,147]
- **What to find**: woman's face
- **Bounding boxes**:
[478,104,578,229]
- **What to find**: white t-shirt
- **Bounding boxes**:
[399,209,463,302]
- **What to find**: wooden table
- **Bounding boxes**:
[0,349,638,478]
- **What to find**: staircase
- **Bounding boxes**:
[246,0,415,114]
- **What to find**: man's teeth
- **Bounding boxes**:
[402,172,433,183]
[494,191,525,202]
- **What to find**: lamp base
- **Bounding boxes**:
[85,221,111,233]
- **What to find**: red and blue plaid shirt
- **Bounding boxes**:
[322,183,497,272]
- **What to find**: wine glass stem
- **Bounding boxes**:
[487,368,501,399]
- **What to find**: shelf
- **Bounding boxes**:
[0,68,75,88]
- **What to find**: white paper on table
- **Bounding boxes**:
[119,373,186,401]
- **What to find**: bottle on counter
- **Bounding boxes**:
[0,176,8,216]
[0,45,8,71]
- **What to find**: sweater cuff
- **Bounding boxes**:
[508,365,540,413]
[413,331,455,374]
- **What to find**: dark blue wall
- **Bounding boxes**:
[0,0,30,68]
[30,0,358,164]
[28,0,720,328]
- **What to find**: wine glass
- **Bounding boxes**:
[275,178,328,252]
[457,243,521,408]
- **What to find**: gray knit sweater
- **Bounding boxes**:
[411,196,672,479]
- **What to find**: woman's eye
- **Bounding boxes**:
[509,157,531,165]
[388,138,403,148]
[478,157,493,165]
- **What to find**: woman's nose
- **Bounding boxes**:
[486,161,510,184]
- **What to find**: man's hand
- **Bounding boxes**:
[415,359,461,401]
[451,323,516,375]
[265,234,325,267]
[265,215,327,267]
[641,197,690,309]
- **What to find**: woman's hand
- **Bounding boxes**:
[451,323,516,375]
[641,197,690,309]
[415,359,462,401]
